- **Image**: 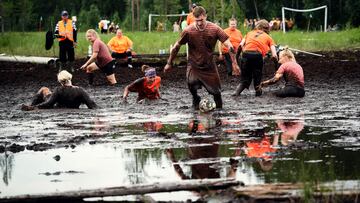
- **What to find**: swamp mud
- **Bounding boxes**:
[0,50,360,201]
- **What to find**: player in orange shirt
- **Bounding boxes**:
[232,19,278,97]
[218,18,243,76]
[122,65,161,103]
[107,29,134,68]
[186,3,197,25]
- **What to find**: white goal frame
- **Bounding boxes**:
[148,13,188,32]
[281,5,328,33]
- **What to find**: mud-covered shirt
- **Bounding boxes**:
[36,86,97,109]
[93,38,113,68]
[179,21,229,69]
[277,61,304,88]
[128,76,161,100]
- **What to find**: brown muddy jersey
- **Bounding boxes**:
[178,21,228,68]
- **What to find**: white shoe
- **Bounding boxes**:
[128,64,133,68]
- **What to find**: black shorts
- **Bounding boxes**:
[96,60,115,76]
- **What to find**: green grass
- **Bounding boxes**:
[1,28,360,58]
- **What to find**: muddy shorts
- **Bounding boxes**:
[96,60,116,76]
[275,85,305,97]
[186,63,221,95]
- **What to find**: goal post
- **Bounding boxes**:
[281,5,328,33]
[148,13,188,32]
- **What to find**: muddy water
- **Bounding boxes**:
[1,52,360,201]
[1,80,360,201]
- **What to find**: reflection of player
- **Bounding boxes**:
[92,117,110,136]
[277,119,304,146]
[142,121,163,132]
[167,114,236,181]
[188,114,221,134]
[243,129,279,171]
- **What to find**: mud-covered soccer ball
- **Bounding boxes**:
[199,98,216,112]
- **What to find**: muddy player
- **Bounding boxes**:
[164,6,240,110]
[80,29,117,85]
[259,47,305,97]
[232,19,278,97]
[122,65,161,103]
[21,70,97,111]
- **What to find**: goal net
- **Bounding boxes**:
[148,13,188,32]
[281,5,328,33]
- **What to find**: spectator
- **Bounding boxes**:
[54,10,77,73]
[107,29,134,68]
[173,21,180,32]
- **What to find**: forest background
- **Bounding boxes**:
[1,0,360,33]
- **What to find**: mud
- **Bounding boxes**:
[0,50,360,201]
[1,50,359,150]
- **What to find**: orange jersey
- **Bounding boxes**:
[143,76,161,99]
[107,35,133,53]
[187,12,195,25]
[243,29,275,57]
[221,27,242,53]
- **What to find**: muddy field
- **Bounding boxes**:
[0,51,360,201]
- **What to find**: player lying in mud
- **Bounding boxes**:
[21,70,97,111]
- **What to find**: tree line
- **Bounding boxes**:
[0,0,359,32]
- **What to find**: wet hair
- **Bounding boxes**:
[279,46,296,62]
[141,65,151,73]
[255,19,270,33]
[86,29,100,40]
[57,70,72,85]
[193,6,206,18]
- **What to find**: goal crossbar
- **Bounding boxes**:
[148,13,188,32]
[281,5,328,33]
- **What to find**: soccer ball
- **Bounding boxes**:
[199,98,216,113]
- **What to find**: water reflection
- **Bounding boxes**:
[277,119,304,146]
[243,129,279,171]
[2,115,360,200]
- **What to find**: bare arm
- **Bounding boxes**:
[81,49,99,70]
[261,72,283,87]
[36,90,58,109]
[270,45,278,60]
[122,85,130,99]
[223,39,240,75]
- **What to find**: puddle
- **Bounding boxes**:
[1,115,360,201]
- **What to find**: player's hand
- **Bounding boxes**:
[21,104,36,111]
[164,63,172,73]
[232,63,241,76]
[218,54,224,61]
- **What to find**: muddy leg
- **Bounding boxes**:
[189,85,201,110]
[232,83,246,96]
[213,93,223,109]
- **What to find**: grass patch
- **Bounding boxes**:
[1,28,359,58]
